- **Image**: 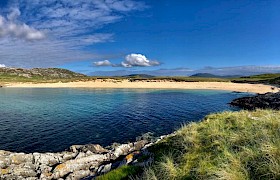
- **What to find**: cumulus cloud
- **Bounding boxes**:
[0,8,45,41]
[121,53,160,67]
[0,64,6,68]
[94,60,112,66]
[93,53,161,68]
[0,0,147,67]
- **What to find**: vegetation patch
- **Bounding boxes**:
[93,110,280,180]
[232,73,280,86]
[96,165,142,180]
[141,109,280,180]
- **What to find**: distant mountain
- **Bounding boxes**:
[190,73,241,78]
[195,66,280,76]
[122,74,155,78]
[0,67,86,79]
[90,68,194,77]
[89,66,280,77]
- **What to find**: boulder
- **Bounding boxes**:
[9,153,33,165]
[13,166,37,178]
[70,144,108,154]
[65,170,91,180]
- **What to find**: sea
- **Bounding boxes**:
[0,88,250,153]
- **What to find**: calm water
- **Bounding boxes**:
[0,88,249,153]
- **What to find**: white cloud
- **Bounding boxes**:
[93,53,161,68]
[0,8,45,41]
[0,0,146,67]
[0,64,6,68]
[94,60,112,66]
[121,53,160,67]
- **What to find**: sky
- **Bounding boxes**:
[0,0,280,75]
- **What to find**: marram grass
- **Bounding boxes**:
[142,109,280,180]
[97,110,280,180]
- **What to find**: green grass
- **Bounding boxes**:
[240,73,280,80]
[231,73,280,85]
[96,165,142,180]
[94,110,280,180]
[0,74,85,83]
[141,109,280,180]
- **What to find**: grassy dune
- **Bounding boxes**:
[100,109,280,180]
[143,109,280,180]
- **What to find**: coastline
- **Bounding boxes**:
[1,81,279,179]
[4,80,279,94]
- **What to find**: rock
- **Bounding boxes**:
[13,166,37,177]
[0,157,11,169]
[125,151,140,164]
[70,144,109,154]
[66,170,91,180]
[0,139,157,179]
[97,163,112,174]
[112,143,134,158]
[25,177,38,180]
[75,152,86,159]
[133,140,148,150]
[53,154,108,179]
[125,153,134,164]
[34,153,61,166]
[9,153,33,165]
[0,151,11,156]
[1,168,10,175]
[230,92,280,110]
[62,152,77,162]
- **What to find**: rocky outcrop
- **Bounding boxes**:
[0,67,86,79]
[0,134,169,180]
[230,92,280,110]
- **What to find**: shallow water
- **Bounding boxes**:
[0,88,249,153]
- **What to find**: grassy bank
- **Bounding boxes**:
[100,109,280,179]
[232,74,280,86]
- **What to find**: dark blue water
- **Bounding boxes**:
[0,88,249,153]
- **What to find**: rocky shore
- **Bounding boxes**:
[0,134,169,180]
[230,92,280,110]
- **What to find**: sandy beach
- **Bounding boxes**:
[5,80,279,94]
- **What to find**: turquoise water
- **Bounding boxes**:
[0,88,248,153]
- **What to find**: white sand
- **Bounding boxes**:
[5,79,279,94]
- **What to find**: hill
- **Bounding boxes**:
[0,67,87,83]
[122,74,155,79]
[232,73,280,86]
[190,73,241,78]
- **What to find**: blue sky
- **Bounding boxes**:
[0,0,279,75]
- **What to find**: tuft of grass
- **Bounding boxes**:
[96,165,142,180]
[141,109,280,180]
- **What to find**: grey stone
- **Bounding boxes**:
[65,170,91,180]
[97,163,112,174]
[9,153,33,165]
[33,153,61,166]
[13,166,37,177]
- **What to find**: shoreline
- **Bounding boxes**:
[4,80,279,94]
